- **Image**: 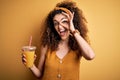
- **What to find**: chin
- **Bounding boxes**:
[61,38,66,41]
[61,36,69,41]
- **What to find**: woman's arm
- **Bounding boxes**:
[29,45,48,78]
[73,32,95,60]
[62,11,95,60]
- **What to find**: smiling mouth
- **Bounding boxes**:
[59,29,68,36]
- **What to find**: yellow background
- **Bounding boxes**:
[0,0,120,80]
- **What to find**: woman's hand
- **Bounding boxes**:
[21,52,37,67]
[21,53,27,65]
[62,11,75,33]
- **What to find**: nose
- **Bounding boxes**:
[58,23,64,29]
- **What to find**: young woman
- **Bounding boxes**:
[22,0,95,80]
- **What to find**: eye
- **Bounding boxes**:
[53,22,58,26]
[62,20,68,24]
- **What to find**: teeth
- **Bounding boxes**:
[60,30,65,32]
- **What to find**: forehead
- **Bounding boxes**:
[53,14,67,22]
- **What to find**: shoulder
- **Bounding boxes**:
[40,45,48,56]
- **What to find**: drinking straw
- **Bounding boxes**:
[29,35,32,46]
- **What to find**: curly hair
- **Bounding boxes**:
[40,0,89,52]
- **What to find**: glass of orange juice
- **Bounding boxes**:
[22,46,36,68]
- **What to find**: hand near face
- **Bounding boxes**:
[62,11,75,33]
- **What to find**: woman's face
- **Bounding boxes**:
[53,13,70,40]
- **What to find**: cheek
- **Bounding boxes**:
[64,25,69,30]
[54,26,58,31]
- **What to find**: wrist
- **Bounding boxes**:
[29,64,35,69]
[71,29,80,35]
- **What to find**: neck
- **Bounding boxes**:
[60,38,69,45]
[58,38,69,50]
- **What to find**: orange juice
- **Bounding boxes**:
[22,46,36,68]
[24,51,35,67]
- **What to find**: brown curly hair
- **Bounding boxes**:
[40,0,89,52]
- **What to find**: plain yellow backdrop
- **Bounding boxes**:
[0,0,120,80]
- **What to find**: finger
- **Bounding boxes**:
[23,61,26,65]
[22,57,27,63]
[23,54,26,58]
[62,11,74,17]
[34,54,37,60]
[21,53,26,58]
[59,22,69,31]
[62,12,74,22]
[71,12,74,20]
[62,12,71,20]
[34,54,37,58]
[69,12,74,20]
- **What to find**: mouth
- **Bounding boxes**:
[59,29,68,36]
